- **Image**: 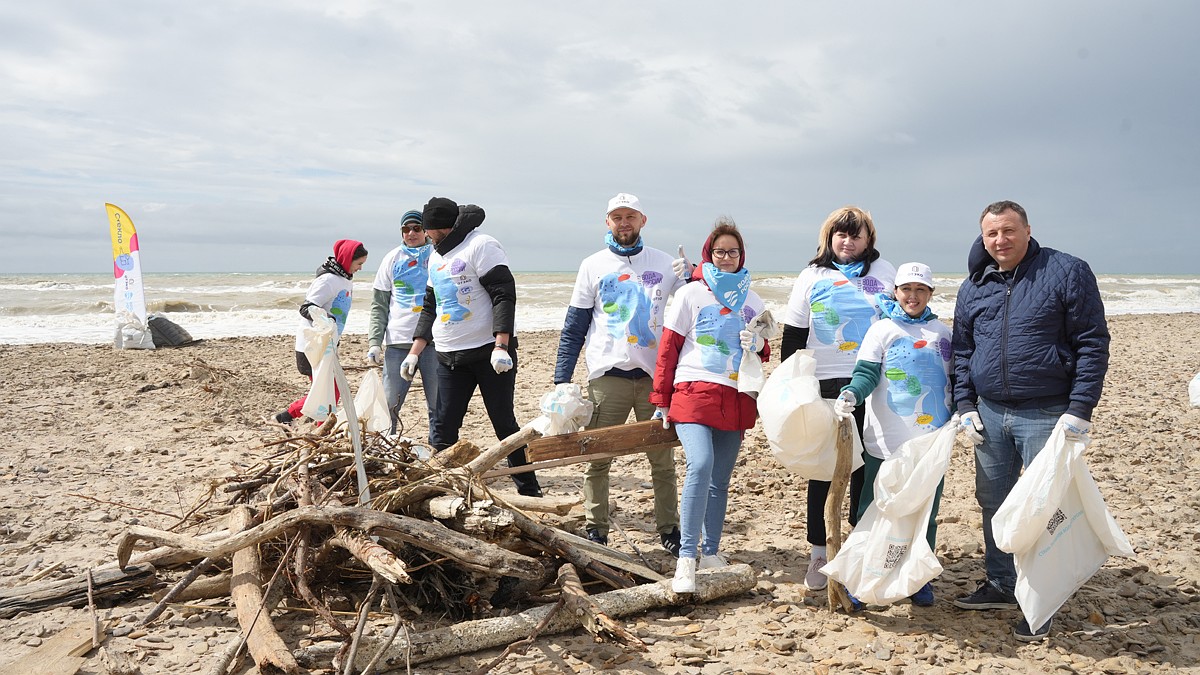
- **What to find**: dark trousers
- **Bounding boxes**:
[430,342,540,496]
[806,377,866,547]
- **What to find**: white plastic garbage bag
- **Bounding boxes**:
[821,420,957,605]
[352,369,391,434]
[992,426,1135,630]
[1190,372,1200,407]
[529,383,595,436]
[737,309,781,399]
[758,350,864,480]
[300,312,338,421]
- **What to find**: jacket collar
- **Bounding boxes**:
[968,235,1042,284]
[434,205,486,256]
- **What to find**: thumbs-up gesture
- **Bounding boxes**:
[672,245,694,281]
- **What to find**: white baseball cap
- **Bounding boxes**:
[606,193,643,215]
[895,262,935,289]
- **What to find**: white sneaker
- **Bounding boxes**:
[805,554,828,591]
[698,552,728,570]
[672,557,697,593]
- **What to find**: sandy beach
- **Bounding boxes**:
[2,313,1199,674]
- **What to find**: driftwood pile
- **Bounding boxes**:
[50,418,756,674]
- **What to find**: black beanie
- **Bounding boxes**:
[423,197,459,230]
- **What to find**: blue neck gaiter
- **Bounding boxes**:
[878,293,936,325]
[702,262,751,312]
[606,232,644,257]
[834,260,865,279]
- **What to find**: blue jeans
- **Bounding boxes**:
[974,397,1067,593]
[675,423,742,559]
[382,344,440,438]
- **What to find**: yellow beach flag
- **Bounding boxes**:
[106,203,154,349]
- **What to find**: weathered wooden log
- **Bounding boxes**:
[464,426,542,476]
[549,528,666,583]
[410,497,516,538]
[500,493,579,515]
[304,564,756,670]
[524,419,678,462]
[117,505,544,580]
[557,564,645,649]
[228,506,298,675]
[826,418,855,613]
[507,509,634,590]
[152,572,230,603]
[328,529,411,584]
[0,564,155,620]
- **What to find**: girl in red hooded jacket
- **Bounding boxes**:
[650,218,769,593]
[275,239,368,424]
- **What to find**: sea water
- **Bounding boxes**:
[1,271,1198,345]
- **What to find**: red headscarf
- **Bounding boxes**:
[332,239,366,273]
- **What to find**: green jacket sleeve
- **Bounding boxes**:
[842,359,882,404]
[368,288,390,347]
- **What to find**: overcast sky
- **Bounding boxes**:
[3,2,1197,276]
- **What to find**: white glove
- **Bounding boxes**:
[366,345,384,366]
[739,329,764,353]
[833,390,857,420]
[1058,413,1092,443]
[307,306,329,322]
[671,245,694,281]
[490,348,513,374]
[400,354,420,381]
[960,411,985,445]
[651,406,670,429]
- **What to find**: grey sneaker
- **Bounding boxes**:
[804,554,828,591]
[1014,618,1052,642]
[953,580,1018,610]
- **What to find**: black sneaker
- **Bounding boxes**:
[585,528,608,546]
[660,527,681,557]
[517,486,543,498]
[274,410,294,425]
[953,580,1018,610]
[1014,618,1052,642]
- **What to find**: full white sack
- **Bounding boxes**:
[529,383,595,436]
[994,426,1135,629]
[759,350,864,480]
[353,369,391,434]
[300,313,338,421]
[821,421,956,605]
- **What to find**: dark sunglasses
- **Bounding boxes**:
[402,225,424,233]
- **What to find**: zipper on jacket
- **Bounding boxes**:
[1000,267,1017,398]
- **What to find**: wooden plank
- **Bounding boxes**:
[0,619,103,675]
[524,420,678,462]
[482,442,677,479]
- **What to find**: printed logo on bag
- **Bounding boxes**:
[1046,509,1067,535]
[884,543,908,570]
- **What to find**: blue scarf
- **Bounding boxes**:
[834,260,864,279]
[877,293,936,324]
[606,232,644,257]
[702,262,751,312]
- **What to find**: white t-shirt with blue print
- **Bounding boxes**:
[857,317,953,460]
[783,260,896,379]
[426,230,511,352]
[294,272,354,352]
[663,280,765,388]
[372,243,432,346]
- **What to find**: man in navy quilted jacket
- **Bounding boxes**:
[950,200,1110,642]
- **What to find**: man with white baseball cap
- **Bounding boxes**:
[554,193,692,554]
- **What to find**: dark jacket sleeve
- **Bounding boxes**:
[649,328,687,408]
[479,264,516,336]
[414,286,437,343]
[779,323,810,362]
[1063,260,1110,420]
[554,305,592,384]
[951,284,978,415]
